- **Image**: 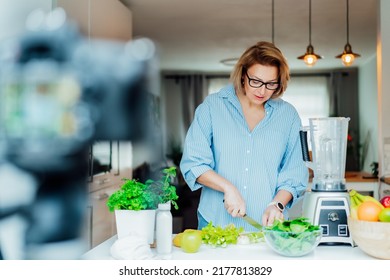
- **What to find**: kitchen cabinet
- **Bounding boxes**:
[85,172,116,249]
[83,141,133,249]
[57,0,132,41]
[84,168,132,249]
[379,176,390,198]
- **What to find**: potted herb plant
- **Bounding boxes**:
[107,166,179,244]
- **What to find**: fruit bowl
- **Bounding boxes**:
[263,228,322,257]
[348,216,390,259]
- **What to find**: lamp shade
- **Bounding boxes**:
[297,44,322,67]
[335,43,361,66]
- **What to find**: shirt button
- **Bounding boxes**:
[243,186,247,189]
[247,150,250,154]
[245,168,248,172]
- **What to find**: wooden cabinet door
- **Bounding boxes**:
[88,184,118,248]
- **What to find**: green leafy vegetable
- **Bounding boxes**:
[201,222,244,248]
[106,166,179,211]
[243,231,265,243]
[147,166,179,210]
[264,217,322,256]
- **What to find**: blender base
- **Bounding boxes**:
[302,191,355,247]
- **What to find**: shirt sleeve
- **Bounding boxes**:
[180,101,215,191]
[275,111,309,208]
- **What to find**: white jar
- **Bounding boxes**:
[156,202,173,255]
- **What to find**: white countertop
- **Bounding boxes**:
[82,235,376,260]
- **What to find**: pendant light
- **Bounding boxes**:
[335,0,360,66]
[297,0,322,67]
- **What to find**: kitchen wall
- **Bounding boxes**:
[377,0,390,180]
[358,55,378,173]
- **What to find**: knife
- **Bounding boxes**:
[222,199,263,231]
[242,214,263,231]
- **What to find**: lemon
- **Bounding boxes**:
[173,232,184,247]
[379,208,390,222]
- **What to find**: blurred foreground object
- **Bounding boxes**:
[0,7,158,259]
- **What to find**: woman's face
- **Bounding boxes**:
[243,64,279,106]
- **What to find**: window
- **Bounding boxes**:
[207,75,331,128]
[208,77,229,95]
[282,75,330,127]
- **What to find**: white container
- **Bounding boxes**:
[156,202,173,255]
[114,209,156,245]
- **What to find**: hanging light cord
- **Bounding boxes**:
[346,0,350,44]
[308,0,312,45]
[272,0,275,44]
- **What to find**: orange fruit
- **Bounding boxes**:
[357,201,382,221]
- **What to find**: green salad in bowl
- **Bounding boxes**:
[263,217,322,257]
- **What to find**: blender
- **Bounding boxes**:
[300,117,354,246]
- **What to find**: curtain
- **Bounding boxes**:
[179,74,208,133]
[162,74,208,165]
[328,69,360,171]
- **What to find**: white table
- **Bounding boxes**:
[83,235,376,260]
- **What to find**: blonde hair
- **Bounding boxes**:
[230,41,290,98]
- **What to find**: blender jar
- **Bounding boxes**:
[303,117,350,191]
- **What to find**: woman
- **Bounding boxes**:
[180,41,308,231]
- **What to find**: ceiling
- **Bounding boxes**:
[122,0,377,73]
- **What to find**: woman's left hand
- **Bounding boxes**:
[262,205,284,226]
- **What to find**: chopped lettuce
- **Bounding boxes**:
[267,217,320,233]
[264,217,322,256]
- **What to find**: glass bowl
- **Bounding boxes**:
[263,228,322,257]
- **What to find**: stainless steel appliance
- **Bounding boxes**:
[300,117,354,246]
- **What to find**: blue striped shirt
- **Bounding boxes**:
[180,84,309,231]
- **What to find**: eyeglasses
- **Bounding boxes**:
[245,72,279,90]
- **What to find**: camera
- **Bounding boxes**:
[0,9,157,259]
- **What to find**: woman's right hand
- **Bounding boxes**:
[223,187,246,217]
[197,170,246,217]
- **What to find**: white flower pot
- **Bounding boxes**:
[114,209,156,244]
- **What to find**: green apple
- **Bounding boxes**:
[181,229,202,253]
[379,208,390,222]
